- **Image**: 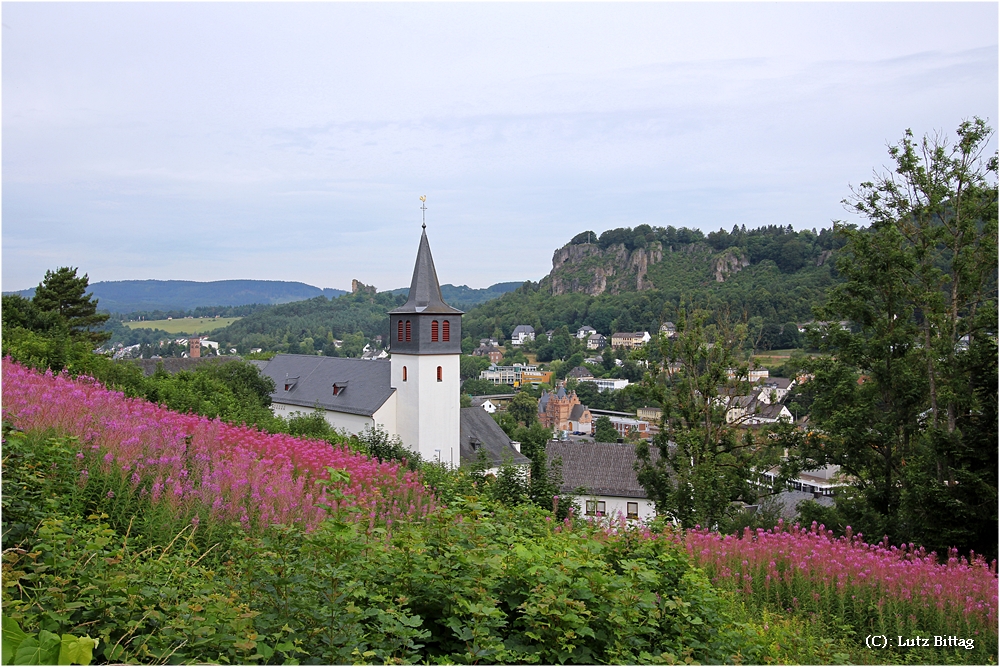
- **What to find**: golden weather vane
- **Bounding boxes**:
[420,195,427,229]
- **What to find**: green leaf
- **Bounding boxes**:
[12,633,58,667]
[2,616,28,664]
[58,635,98,666]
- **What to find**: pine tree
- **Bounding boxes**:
[32,267,111,344]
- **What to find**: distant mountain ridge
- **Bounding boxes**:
[7,280,348,314]
[389,282,523,308]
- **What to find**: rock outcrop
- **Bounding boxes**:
[712,251,749,283]
[549,242,663,296]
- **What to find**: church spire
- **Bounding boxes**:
[390,200,462,315]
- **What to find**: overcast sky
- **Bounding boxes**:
[3,3,997,293]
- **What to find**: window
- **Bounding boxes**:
[332,382,348,396]
[627,502,639,520]
[596,501,606,516]
[442,320,450,341]
[585,500,606,516]
[405,320,411,342]
[402,366,407,381]
[437,366,443,382]
[431,320,439,342]
[397,320,403,342]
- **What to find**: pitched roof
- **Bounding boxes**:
[547,440,664,498]
[460,407,530,466]
[511,324,535,336]
[567,366,594,380]
[390,229,462,315]
[260,354,395,417]
[569,404,590,421]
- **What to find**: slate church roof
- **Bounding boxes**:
[460,407,530,467]
[390,229,463,315]
[259,354,395,417]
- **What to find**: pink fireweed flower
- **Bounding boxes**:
[2,358,430,533]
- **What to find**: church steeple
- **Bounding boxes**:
[388,215,463,355]
[391,229,462,315]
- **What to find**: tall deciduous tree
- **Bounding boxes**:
[634,311,798,529]
[806,119,998,559]
[32,267,111,344]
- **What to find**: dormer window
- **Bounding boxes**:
[332,382,348,396]
[284,377,299,391]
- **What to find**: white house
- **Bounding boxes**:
[576,325,597,339]
[547,441,657,522]
[510,325,536,346]
[471,397,498,414]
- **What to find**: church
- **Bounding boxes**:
[257,225,527,469]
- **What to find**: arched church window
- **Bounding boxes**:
[397,320,403,342]
[405,320,411,342]
[431,320,439,342]
[403,366,407,381]
[437,366,443,382]
[442,320,450,341]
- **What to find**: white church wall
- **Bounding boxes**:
[271,401,373,436]
[391,353,460,466]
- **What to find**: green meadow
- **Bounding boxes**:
[122,317,241,335]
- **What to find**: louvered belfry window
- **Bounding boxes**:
[397,320,404,342]
[442,320,450,341]
[431,320,439,342]
[405,320,411,342]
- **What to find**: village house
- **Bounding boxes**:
[659,321,677,338]
[755,377,795,404]
[566,366,595,382]
[510,325,536,346]
[471,397,498,413]
[547,441,657,522]
[576,325,597,339]
[610,331,651,349]
[471,343,503,364]
[586,333,607,350]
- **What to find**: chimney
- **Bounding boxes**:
[188,338,201,358]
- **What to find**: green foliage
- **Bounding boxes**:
[506,391,538,426]
[32,268,111,344]
[210,291,406,355]
[804,119,998,560]
[352,424,421,471]
[635,312,799,529]
[460,354,492,381]
[1,616,98,666]
[594,416,618,443]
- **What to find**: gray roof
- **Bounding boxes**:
[567,366,594,379]
[771,490,834,520]
[569,404,590,421]
[261,354,395,417]
[511,325,535,336]
[763,377,794,390]
[460,407,530,466]
[547,440,663,499]
[390,229,462,315]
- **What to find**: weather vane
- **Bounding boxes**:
[419,195,427,230]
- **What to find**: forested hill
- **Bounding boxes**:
[462,224,846,350]
[389,281,523,309]
[7,279,348,313]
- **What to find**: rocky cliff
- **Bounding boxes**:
[548,242,664,296]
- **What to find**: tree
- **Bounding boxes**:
[32,268,110,344]
[593,416,618,443]
[507,391,538,426]
[804,119,998,559]
[634,311,797,529]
